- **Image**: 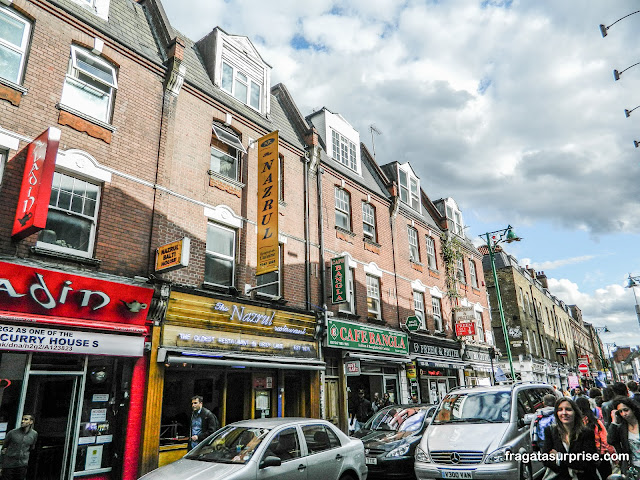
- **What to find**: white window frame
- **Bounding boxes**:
[366,274,381,320]
[446,205,464,236]
[210,145,240,182]
[432,297,443,332]
[0,6,31,85]
[408,226,420,262]
[456,257,465,283]
[398,166,421,212]
[414,291,425,329]
[0,149,6,187]
[425,236,437,270]
[362,201,376,240]
[474,310,484,343]
[469,259,478,288]
[331,129,357,171]
[257,244,283,298]
[339,268,355,314]
[60,45,118,123]
[334,187,351,231]
[35,171,101,259]
[204,222,236,288]
[220,60,261,112]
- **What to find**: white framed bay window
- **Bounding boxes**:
[60,46,118,123]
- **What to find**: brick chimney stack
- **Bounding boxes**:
[537,271,548,289]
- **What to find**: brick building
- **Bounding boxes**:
[0,0,167,478]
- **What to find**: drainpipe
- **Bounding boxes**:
[303,148,311,311]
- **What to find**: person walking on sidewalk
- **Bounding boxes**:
[1,414,37,480]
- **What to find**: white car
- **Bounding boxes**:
[140,417,368,480]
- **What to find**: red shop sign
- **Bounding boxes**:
[12,128,61,240]
[455,321,476,337]
[0,261,153,327]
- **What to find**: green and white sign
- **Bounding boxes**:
[327,319,409,355]
[331,256,347,304]
[405,316,421,332]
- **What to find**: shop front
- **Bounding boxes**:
[462,345,494,386]
[141,290,322,470]
[0,259,154,480]
[409,337,464,404]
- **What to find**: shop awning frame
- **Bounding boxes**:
[344,352,411,364]
[160,348,326,371]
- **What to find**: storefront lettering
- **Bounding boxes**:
[230,305,275,326]
[411,341,461,359]
[175,330,312,352]
[0,274,110,311]
[213,302,229,312]
[338,326,406,349]
[464,350,491,362]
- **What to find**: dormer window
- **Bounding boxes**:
[221,61,261,111]
[446,204,464,236]
[398,166,420,211]
[331,129,356,171]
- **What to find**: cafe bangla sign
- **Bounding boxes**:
[331,256,347,304]
[327,319,409,355]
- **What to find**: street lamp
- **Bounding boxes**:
[605,342,619,381]
[593,326,610,378]
[600,10,640,37]
[626,274,640,328]
[625,106,640,118]
[481,225,521,382]
[614,62,640,81]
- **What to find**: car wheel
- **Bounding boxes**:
[519,462,532,480]
[339,473,356,480]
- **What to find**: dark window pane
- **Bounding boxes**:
[71,194,83,214]
[204,254,233,286]
[40,210,92,252]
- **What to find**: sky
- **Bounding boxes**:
[162,0,640,351]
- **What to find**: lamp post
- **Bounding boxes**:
[594,326,610,380]
[600,10,640,37]
[614,62,640,81]
[605,342,619,382]
[626,274,640,328]
[481,225,521,382]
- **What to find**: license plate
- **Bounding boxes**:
[365,457,377,465]
[440,471,473,479]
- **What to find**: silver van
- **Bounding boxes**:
[414,383,555,480]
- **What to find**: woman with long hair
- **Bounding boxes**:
[541,397,598,479]
[575,396,613,480]
[607,396,640,480]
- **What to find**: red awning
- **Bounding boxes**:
[0,310,148,335]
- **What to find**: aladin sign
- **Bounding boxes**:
[256,131,279,276]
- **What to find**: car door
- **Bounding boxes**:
[258,427,308,480]
[301,424,345,480]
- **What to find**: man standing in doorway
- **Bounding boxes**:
[1,414,37,480]
[189,396,219,450]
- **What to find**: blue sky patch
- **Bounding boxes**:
[481,0,513,8]
[478,76,492,94]
[291,34,327,52]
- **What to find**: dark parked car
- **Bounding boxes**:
[355,404,435,479]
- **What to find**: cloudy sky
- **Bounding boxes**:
[163,0,640,350]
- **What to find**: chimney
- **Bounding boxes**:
[537,271,548,289]
[526,265,536,279]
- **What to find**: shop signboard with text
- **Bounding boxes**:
[327,318,409,355]
[455,322,476,336]
[256,131,279,275]
[331,256,348,304]
[0,261,153,329]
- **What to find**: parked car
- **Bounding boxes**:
[140,417,368,480]
[414,383,555,480]
[355,404,436,479]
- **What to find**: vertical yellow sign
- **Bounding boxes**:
[256,131,279,276]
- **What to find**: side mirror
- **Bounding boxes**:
[259,456,282,469]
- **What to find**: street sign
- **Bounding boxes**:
[455,322,476,336]
[578,363,589,375]
[556,348,567,356]
[405,316,421,332]
[331,256,347,304]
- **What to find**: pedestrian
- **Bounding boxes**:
[602,386,616,428]
[553,385,563,398]
[607,396,640,480]
[189,395,219,450]
[382,392,392,406]
[540,397,599,480]
[410,393,419,404]
[575,396,614,480]
[572,386,586,401]
[530,393,556,452]
[1,414,37,480]
[628,381,639,399]
[350,389,373,430]
[372,392,382,413]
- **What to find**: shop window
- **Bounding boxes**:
[362,201,376,240]
[204,222,236,287]
[339,268,355,314]
[366,274,381,320]
[425,236,437,270]
[413,291,425,328]
[432,297,443,332]
[334,187,351,231]
[469,259,478,288]
[408,226,420,262]
[36,171,101,258]
[256,244,283,297]
[60,46,117,124]
[0,5,31,85]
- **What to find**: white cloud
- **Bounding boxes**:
[519,255,596,271]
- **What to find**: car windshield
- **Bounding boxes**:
[433,391,511,424]
[185,425,271,464]
[365,406,428,434]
